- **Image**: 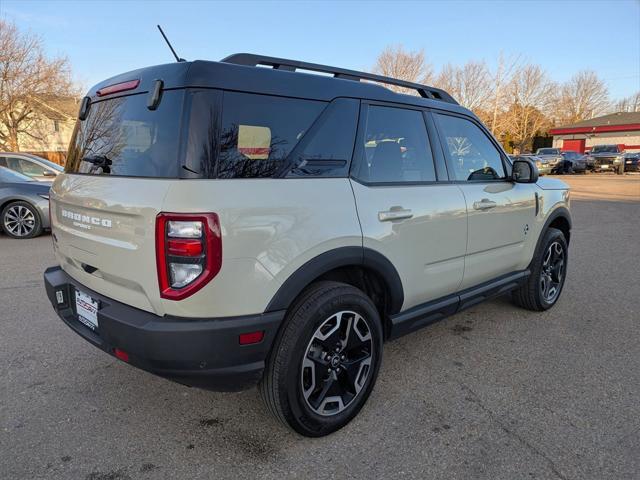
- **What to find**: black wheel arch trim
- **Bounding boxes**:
[264,246,404,314]
[538,206,571,248]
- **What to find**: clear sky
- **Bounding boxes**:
[2,0,639,99]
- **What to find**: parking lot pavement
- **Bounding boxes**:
[1,176,639,480]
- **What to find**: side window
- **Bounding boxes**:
[15,158,46,176]
[217,92,325,179]
[0,157,6,167]
[435,114,506,181]
[356,105,436,183]
[287,98,359,177]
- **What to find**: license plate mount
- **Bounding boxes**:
[75,289,99,331]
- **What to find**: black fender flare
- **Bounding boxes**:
[534,206,572,254]
[265,246,404,314]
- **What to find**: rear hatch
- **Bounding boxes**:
[51,89,186,315]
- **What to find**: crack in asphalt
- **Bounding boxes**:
[460,382,570,480]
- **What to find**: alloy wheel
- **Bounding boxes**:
[3,205,36,237]
[540,241,565,303]
[301,310,374,416]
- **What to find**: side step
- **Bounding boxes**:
[388,270,530,340]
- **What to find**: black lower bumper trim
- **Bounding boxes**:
[44,266,285,391]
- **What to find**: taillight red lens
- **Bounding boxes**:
[167,239,203,256]
[156,213,222,301]
[96,79,140,97]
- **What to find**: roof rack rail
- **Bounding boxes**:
[221,53,459,105]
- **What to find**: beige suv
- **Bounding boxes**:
[44,54,571,437]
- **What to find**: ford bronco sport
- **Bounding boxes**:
[44,54,571,437]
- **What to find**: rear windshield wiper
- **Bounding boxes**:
[81,155,112,173]
[81,155,112,167]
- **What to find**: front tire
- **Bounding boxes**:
[512,228,568,311]
[1,201,43,239]
[260,281,383,437]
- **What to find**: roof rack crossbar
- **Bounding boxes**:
[221,53,458,105]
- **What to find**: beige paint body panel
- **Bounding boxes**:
[51,175,171,316]
[154,178,361,317]
[458,182,538,289]
[50,171,569,320]
[350,180,468,310]
[52,175,361,318]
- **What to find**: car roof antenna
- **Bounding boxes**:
[157,25,186,62]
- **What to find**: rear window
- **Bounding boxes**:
[65,91,184,177]
[186,91,326,178]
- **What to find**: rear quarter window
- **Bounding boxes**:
[186,91,326,178]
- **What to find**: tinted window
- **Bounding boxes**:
[356,106,436,183]
[435,114,506,181]
[6,157,46,176]
[217,92,325,179]
[0,157,6,167]
[287,98,359,177]
[35,157,64,171]
[66,91,184,177]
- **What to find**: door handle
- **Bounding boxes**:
[378,208,413,222]
[473,199,497,211]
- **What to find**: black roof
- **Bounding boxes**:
[87,54,470,115]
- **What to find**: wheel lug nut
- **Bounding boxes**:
[341,355,345,360]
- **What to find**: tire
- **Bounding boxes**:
[1,201,43,239]
[260,281,383,437]
[512,228,568,311]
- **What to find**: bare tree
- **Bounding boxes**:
[611,91,640,113]
[372,45,433,95]
[489,53,521,135]
[435,61,492,111]
[555,70,609,124]
[501,64,555,152]
[0,20,77,151]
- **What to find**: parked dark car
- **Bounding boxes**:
[586,145,625,173]
[560,151,587,173]
[0,166,51,238]
[624,152,640,172]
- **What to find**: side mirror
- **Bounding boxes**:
[512,158,538,183]
[42,170,57,177]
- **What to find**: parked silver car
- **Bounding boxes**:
[535,147,564,169]
[0,166,51,238]
[0,152,63,182]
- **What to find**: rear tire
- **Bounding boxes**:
[260,281,383,437]
[512,228,568,311]
[1,201,42,239]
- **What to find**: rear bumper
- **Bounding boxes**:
[44,266,284,391]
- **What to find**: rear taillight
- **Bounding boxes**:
[156,213,222,300]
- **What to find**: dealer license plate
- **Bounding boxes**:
[75,290,99,331]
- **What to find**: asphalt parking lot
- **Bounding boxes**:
[1,175,639,480]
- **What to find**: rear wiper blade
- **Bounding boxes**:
[81,155,112,166]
